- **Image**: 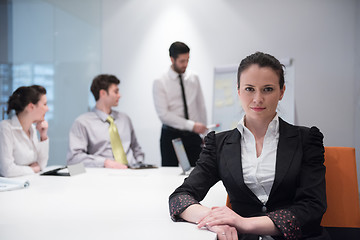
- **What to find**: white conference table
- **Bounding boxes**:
[0,167,227,240]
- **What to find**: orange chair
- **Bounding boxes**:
[321,147,360,228]
[226,195,231,209]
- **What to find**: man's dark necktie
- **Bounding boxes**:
[179,74,189,119]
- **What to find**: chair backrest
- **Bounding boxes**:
[226,194,231,209]
[225,147,360,228]
[321,147,360,228]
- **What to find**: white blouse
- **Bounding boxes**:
[237,114,279,206]
[0,115,49,177]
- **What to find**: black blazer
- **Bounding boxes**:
[170,118,328,239]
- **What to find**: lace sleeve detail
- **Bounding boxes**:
[267,209,301,239]
[169,194,199,222]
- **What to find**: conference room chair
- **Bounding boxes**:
[225,146,360,239]
[321,147,360,239]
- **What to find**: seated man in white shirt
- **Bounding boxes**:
[66,74,144,169]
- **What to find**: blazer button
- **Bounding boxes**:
[262,206,267,213]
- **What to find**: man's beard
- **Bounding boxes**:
[172,63,186,74]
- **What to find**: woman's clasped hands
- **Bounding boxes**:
[197,206,244,240]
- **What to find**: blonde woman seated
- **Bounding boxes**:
[0,85,49,177]
[169,52,329,240]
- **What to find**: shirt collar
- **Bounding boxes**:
[10,115,34,137]
[237,113,279,138]
[93,107,116,122]
[10,115,23,130]
[168,66,187,81]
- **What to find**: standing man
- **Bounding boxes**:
[67,74,144,169]
[153,41,207,167]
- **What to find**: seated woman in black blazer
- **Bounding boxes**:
[169,52,329,240]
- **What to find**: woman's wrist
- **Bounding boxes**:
[239,216,279,236]
[180,204,210,224]
[39,130,48,141]
[237,217,255,234]
[40,135,48,141]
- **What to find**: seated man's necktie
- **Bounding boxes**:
[106,116,128,165]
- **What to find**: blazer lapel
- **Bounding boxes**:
[222,129,261,201]
[269,118,299,198]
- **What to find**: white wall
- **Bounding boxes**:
[355,0,360,185]
[102,0,358,171]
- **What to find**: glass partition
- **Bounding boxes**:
[2,0,102,165]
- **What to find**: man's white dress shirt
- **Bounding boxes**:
[153,67,207,131]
